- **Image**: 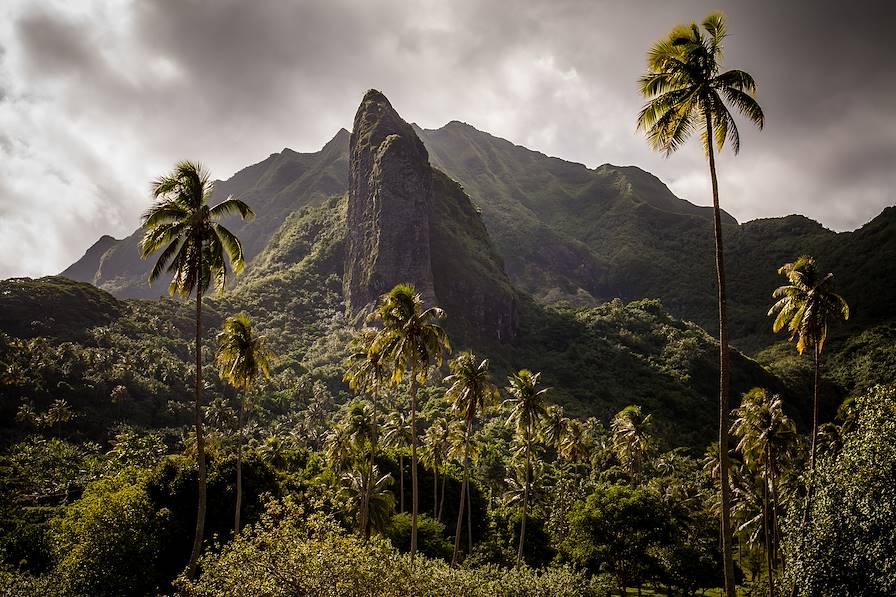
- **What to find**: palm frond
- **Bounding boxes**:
[210,197,255,220]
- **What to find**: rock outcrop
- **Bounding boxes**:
[344,90,517,342]
[344,90,437,313]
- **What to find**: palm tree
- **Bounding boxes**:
[422,417,452,521]
[610,405,654,484]
[382,410,413,513]
[768,256,849,476]
[540,404,567,450]
[504,369,549,568]
[325,422,356,474]
[45,398,73,436]
[344,328,391,540]
[731,388,799,595]
[559,418,593,473]
[372,283,450,562]
[637,14,764,594]
[444,352,500,565]
[340,463,396,536]
[140,160,253,577]
[216,313,274,533]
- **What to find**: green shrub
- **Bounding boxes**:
[178,501,604,597]
[50,468,169,597]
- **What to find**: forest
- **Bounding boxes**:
[1,10,895,597]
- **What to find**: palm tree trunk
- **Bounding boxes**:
[399,453,405,513]
[516,428,531,569]
[410,374,419,563]
[452,416,473,565]
[763,462,774,597]
[706,112,736,597]
[234,390,247,533]
[466,475,473,554]
[438,464,447,521]
[433,460,439,518]
[790,342,824,597]
[770,453,784,573]
[809,343,821,477]
[187,285,207,580]
[362,392,378,541]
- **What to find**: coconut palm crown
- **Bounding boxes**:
[637,12,764,157]
[768,255,849,356]
[140,160,253,296]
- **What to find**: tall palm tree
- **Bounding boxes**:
[422,417,452,521]
[444,352,499,565]
[372,283,450,562]
[216,313,273,533]
[768,256,849,476]
[637,14,764,594]
[504,369,549,568]
[731,388,799,595]
[382,410,413,513]
[140,160,253,578]
[344,328,391,540]
[610,405,654,484]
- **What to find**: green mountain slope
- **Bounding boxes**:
[61,130,350,299]
[62,116,896,353]
[415,122,896,349]
[0,276,786,446]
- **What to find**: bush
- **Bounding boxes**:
[178,500,603,597]
[783,385,896,596]
[49,467,169,597]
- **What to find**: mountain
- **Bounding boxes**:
[62,101,896,353]
[344,90,517,342]
[39,89,896,442]
[62,130,351,299]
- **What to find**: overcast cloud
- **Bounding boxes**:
[1,0,894,278]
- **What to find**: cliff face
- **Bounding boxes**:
[344,90,436,313]
[344,90,517,342]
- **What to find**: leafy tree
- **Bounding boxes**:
[768,256,849,485]
[50,468,168,597]
[140,160,253,577]
[783,385,896,596]
[45,399,74,437]
[540,405,567,450]
[324,421,356,474]
[371,284,450,562]
[637,13,765,594]
[216,313,274,532]
[558,418,593,474]
[443,352,499,565]
[504,369,549,567]
[564,484,674,595]
[180,504,598,596]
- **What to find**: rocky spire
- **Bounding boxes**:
[344,89,437,314]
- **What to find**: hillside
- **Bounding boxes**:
[62,111,896,353]
[0,275,784,447]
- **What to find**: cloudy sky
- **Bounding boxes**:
[1,0,893,278]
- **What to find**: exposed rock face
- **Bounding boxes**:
[344,89,437,313]
[344,90,517,342]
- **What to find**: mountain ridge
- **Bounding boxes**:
[59,100,895,351]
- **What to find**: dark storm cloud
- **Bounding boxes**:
[0,0,894,278]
